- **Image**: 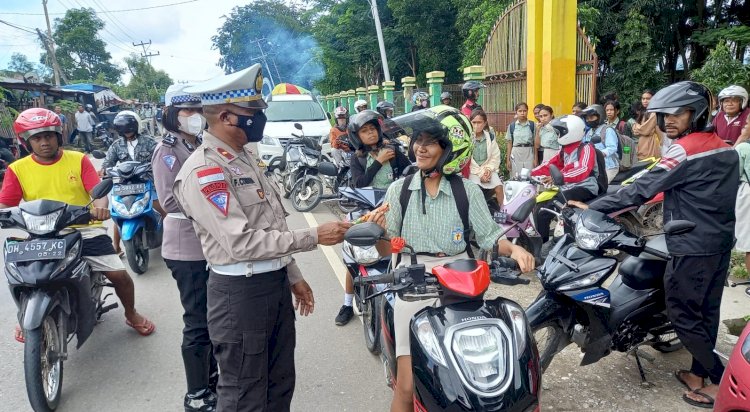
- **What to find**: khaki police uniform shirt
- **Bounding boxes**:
[173,131,318,284]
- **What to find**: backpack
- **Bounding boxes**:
[509,121,535,145]
[398,173,474,258]
[577,142,608,195]
[600,124,636,171]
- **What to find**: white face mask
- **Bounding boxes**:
[178,113,206,136]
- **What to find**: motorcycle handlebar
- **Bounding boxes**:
[643,246,670,260]
[353,271,395,286]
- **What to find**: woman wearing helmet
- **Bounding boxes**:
[713,85,749,144]
[531,115,601,242]
[354,99,368,113]
[575,81,739,409]
[410,91,429,112]
[329,106,351,168]
[580,104,620,182]
[366,106,534,412]
[375,100,395,119]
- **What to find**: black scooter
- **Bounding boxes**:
[348,222,540,411]
[3,180,117,412]
[526,165,690,382]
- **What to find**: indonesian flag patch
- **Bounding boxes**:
[197,167,225,185]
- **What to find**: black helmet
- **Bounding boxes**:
[113,111,140,136]
[376,101,395,118]
[647,81,713,137]
[347,110,384,151]
[579,104,605,128]
[462,81,485,99]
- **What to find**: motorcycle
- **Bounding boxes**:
[103,158,162,274]
[715,279,750,411]
[347,222,541,411]
[3,180,118,412]
[93,121,114,149]
[526,165,689,380]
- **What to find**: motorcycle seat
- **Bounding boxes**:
[619,255,667,290]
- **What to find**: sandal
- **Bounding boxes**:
[674,369,703,392]
[14,325,24,343]
[125,317,156,336]
[682,389,715,409]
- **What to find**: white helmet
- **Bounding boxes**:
[354,99,368,113]
[718,85,748,110]
[552,115,586,146]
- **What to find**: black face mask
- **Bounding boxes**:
[230,111,267,142]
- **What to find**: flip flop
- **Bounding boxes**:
[14,325,24,343]
[674,370,703,392]
[125,317,156,336]
[682,389,715,409]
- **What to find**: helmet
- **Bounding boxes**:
[412,91,429,106]
[354,99,368,113]
[113,110,142,136]
[440,92,452,101]
[391,106,472,175]
[551,115,585,146]
[579,104,605,128]
[13,108,63,148]
[462,81,485,99]
[85,104,93,111]
[334,106,348,118]
[376,101,395,118]
[718,85,748,110]
[647,81,713,137]
[347,110,384,151]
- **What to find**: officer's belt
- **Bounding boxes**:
[167,212,189,220]
[211,255,292,276]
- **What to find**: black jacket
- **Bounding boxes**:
[589,132,738,256]
[350,148,411,188]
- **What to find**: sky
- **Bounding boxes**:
[0,0,247,84]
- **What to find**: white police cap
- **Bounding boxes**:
[184,64,267,109]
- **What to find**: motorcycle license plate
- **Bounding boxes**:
[113,183,146,196]
[493,211,507,224]
[5,239,66,263]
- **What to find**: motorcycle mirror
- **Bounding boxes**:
[90,179,113,200]
[91,150,106,159]
[663,220,696,236]
[294,123,303,130]
[549,164,565,187]
[511,198,536,223]
[344,222,384,247]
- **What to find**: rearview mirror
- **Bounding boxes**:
[511,198,536,223]
[294,123,303,130]
[90,179,113,200]
[663,220,695,236]
[92,150,106,159]
[344,222,384,247]
[549,165,564,187]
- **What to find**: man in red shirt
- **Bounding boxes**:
[1,108,155,341]
[460,80,485,117]
[713,85,749,144]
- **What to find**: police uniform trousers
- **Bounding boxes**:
[664,251,730,384]
[207,268,296,412]
[165,259,218,393]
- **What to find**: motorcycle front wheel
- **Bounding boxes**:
[124,230,149,274]
[291,178,323,212]
[361,289,381,355]
[532,321,569,373]
[24,312,64,412]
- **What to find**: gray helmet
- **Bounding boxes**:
[579,104,605,128]
[440,92,452,101]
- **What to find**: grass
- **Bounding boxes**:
[731,250,748,279]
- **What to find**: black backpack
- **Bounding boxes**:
[577,142,608,195]
[398,173,474,258]
[509,121,535,145]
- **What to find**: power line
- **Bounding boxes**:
[0,0,199,15]
[0,20,38,35]
[58,0,138,54]
[89,0,138,43]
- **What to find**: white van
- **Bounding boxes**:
[257,94,332,169]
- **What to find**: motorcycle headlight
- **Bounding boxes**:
[575,219,616,250]
[22,209,63,235]
[413,315,448,367]
[113,191,150,218]
[447,319,511,395]
[557,268,611,291]
[505,304,528,359]
[351,245,380,266]
[5,261,22,283]
[261,135,279,146]
[51,240,81,278]
[303,154,318,167]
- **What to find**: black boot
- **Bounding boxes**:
[182,345,217,412]
[208,350,218,394]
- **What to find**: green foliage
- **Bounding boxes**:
[123,55,172,102]
[43,8,122,83]
[601,11,664,105]
[454,0,511,68]
[51,100,79,113]
[691,43,750,94]
[731,250,749,279]
[6,53,36,74]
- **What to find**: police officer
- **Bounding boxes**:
[173,64,350,412]
[152,84,217,412]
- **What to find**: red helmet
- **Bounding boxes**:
[14,108,62,143]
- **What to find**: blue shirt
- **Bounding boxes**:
[584,125,619,170]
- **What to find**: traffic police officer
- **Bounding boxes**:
[152,84,217,412]
[173,64,350,412]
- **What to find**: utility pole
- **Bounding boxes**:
[249,38,280,86]
[369,0,390,82]
[133,40,160,63]
[42,0,62,85]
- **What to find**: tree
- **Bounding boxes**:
[454,0,512,68]
[7,53,36,75]
[601,11,664,105]
[41,8,122,83]
[691,42,750,94]
[122,55,172,102]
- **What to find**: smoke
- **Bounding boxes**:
[260,27,325,90]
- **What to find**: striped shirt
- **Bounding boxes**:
[383,175,504,256]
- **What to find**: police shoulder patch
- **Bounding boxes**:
[162,154,177,170]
